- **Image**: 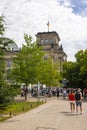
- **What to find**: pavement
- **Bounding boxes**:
[0,96,87,130]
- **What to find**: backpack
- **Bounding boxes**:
[75,92,81,100]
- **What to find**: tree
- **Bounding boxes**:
[0,16,14,50]
[12,34,44,84]
[75,49,87,88]
[11,34,61,99]
[0,15,5,35]
[0,15,17,105]
[0,47,16,105]
[62,61,79,88]
[0,15,7,104]
[36,59,61,86]
[62,49,87,88]
[0,46,5,85]
[11,35,45,99]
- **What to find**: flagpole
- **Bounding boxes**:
[47,21,49,32]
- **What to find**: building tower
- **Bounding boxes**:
[36,31,67,72]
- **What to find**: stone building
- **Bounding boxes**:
[4,50,18,82]
[2,31,67,83]
[0,37,19,82]
[36,31,67,72]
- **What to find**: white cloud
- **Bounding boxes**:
[82,0,87,4]
[0,0,87,61]
[63,0,71,7]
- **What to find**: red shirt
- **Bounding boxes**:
[68,93,75,101]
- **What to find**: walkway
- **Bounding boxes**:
[0,97,87,130]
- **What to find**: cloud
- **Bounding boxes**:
[0,0,87,61]
[57,0,87,17]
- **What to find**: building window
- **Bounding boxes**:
[45,39,49,43]
[49,38,54,44]
[40,39,44,43]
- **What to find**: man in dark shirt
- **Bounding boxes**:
[75,88,82,115]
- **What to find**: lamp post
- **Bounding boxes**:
[37,81,40,102]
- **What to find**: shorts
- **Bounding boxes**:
[70,101,75,104]
[76,101,82,106]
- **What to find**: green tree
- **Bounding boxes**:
[62,61,80,88]
[0,47,5,85]
[75,49,87,88]
[36,59,60,86]
[0,47,16,105]
[12,35,45,99]
[0,15,17,105]
[12,35,45,84]
[0,16,14,49]
[12,34,61,99]
[0,15,7,104]
[62,49,87,89]
[0,15,5,35]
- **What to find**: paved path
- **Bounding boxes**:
[0,97,87,130]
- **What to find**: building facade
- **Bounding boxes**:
[36,31,67,72]
[2,31,67,83]
[0,37,19,82]
[4,51,18,82]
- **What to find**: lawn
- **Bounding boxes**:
[0,100,45,122]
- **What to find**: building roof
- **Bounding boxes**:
[0,37,19,51]
[36,31,61,41]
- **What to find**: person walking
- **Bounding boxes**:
[56,87,60,99]
[68,89,75,113]
[62,88,67,99]
[75,88,82,115]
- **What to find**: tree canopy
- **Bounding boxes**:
[0,15,18,105]
[62,49,87,89]
[12,34,61,88]
[0,15,5,35]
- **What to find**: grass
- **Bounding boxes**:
[0,100,45,122]
[0,117,10,122]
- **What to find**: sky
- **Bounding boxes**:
[0,0,87,61]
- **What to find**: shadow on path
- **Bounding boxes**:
[60,111,77,116]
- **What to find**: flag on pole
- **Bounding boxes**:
[47,21,49,26]
[47,21,50,32]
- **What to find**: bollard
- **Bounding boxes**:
[30,104,32,108]
[22,107,24,111]
[42,100,43,104]
[37,101,38,105]
[9,111,12,117]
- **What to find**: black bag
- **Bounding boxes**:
[75,92,81,100]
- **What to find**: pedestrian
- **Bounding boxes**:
[62,88,67,99]
[83,88,87,99]
[75,88,82,115]
[56,87,60,98]
[68,89,75,113]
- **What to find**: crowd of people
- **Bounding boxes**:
[21,86,60,98]
[20,85,86,115]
